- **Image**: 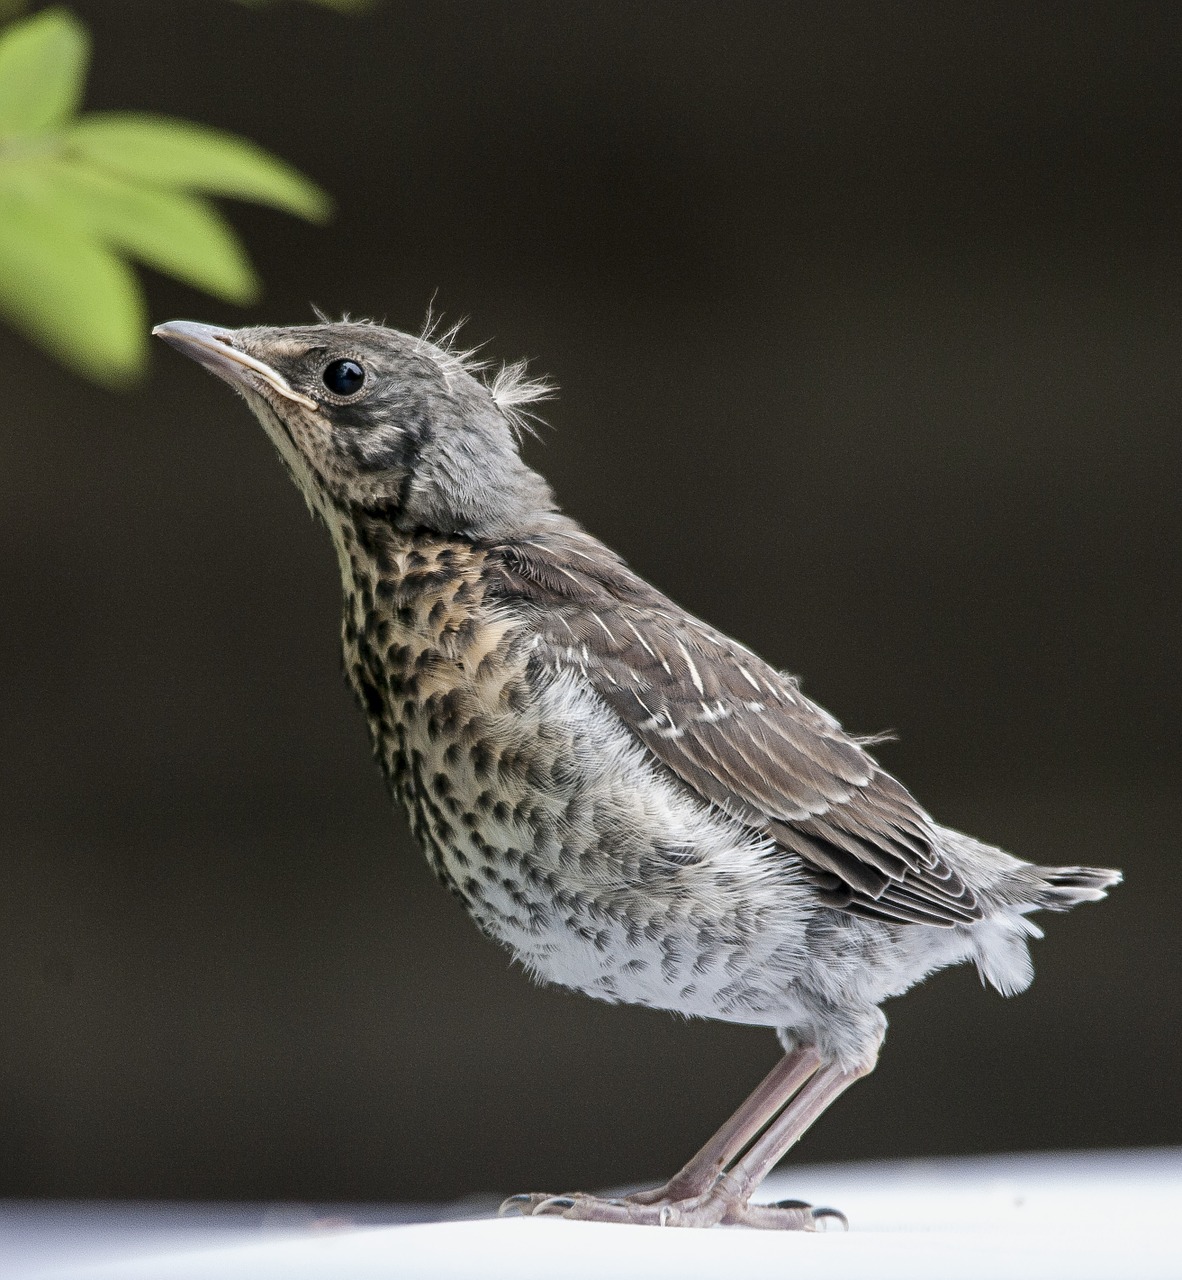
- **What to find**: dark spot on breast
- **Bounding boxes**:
[386,643,414,668]
[453,617,480,649]
[431,688,465,729]
[504,678,530,714]
[496,747,523,780]
[525,760,550,789]
[408,567,456,593]
[354,671,385,720]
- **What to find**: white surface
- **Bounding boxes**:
[7,1148,1180,1280]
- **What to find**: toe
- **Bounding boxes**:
[532,1196,578,1216]
[721,1197,841,1231]
[498,1193,554,1217]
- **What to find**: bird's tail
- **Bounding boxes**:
[968,863,1121,997]
[1028,863,1123,912]
[935,824,1122,915]
[933,826,1122,997]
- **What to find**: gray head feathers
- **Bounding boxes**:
[416,308,555,441]
[156,315,566,544]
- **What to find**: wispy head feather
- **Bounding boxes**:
[488,359,556,440]
[417,306,488,380]
[310,305,384,328]
[419,301,554,439]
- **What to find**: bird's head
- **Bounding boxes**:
[154,319,557,541]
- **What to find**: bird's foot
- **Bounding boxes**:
[498,1189,845,1230]
[722,1198,848,1231]
[499,1189,724,1226]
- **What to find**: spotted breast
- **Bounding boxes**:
[337,515,817,1023]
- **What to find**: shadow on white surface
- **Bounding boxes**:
[6,1148,1178,1280]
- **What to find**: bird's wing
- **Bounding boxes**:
[492,533,982,927]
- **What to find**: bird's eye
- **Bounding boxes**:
[322,358,366,396]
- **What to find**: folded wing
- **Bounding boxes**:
[492,533,983,928]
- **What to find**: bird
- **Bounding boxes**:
[154,315,1120,1230]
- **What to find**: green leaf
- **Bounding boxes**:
[67,114,332,222]
[0,7,89,137]
[44,160,260,304]
[0,189,145,385]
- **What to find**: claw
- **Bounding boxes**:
[497,1194,537,1217]
[810,1205,849,1231]
[533,1195,577,1215]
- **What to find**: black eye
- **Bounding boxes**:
[322,358,366,396]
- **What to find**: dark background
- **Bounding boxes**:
[1,2,1178,1203]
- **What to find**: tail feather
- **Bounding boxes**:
[933,825,1122,997]
[971,865,1120,997]
[1033,864,1122,912]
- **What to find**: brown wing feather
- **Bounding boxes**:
[491,532,982,927]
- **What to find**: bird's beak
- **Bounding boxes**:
[152,320,318,410]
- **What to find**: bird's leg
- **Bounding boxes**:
[502,1051,874,1228]
[501,1045,846,1227]
[500,1047,817,1218]
[710,1057,875,1229]
[627,1045,821,1203]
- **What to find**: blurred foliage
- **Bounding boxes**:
[0,7,336,386]
[0,0,372,17]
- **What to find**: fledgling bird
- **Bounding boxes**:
[155,316,1120,1230]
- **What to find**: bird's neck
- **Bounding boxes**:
[335,514,479,630]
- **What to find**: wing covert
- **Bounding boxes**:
[491,532,983,927]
